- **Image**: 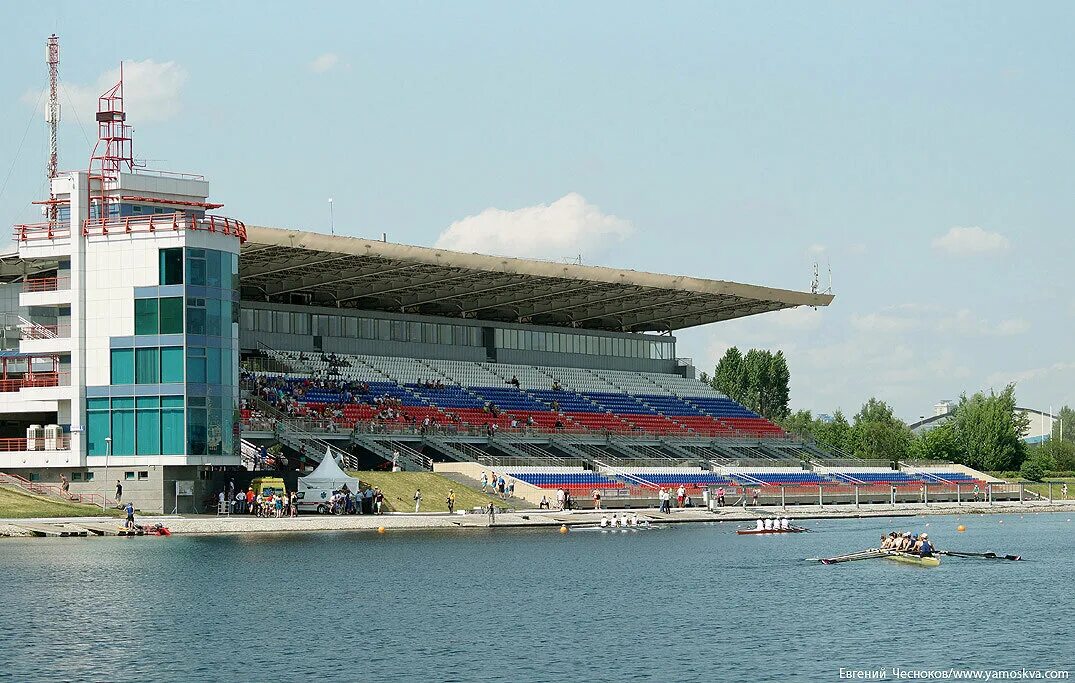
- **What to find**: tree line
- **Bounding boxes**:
[703,348,1072,480]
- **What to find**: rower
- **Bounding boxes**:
[756,519,765,531]
[879,534,889,549]
[780,518,789,530]
[763,518,773,530]
[599,515,608,528]
[918,533,934,557]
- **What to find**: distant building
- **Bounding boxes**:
[908,403,1056,444]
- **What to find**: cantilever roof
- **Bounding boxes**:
[240,226,833,333]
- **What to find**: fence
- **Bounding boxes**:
[0,436,71,452]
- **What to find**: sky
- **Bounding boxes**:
[1,1,1073,422]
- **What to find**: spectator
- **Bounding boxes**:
[676,486,686,508]
[60,475,69,496]
[413,488,422,513]
[115,480,123,502]
[509,375,520,388]
[446,489,456,513]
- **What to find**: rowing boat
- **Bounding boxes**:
[882,551,940,567]
[736,527,808,535]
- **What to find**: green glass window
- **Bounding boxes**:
[161,347,183,383]
[187,404,207,456]
[187,297,206,335]
[206,298,221,337]
[87,397,110,410]
[187,348,206,383]
[162,406,184,455]
[135,347,159,384]
[160,248,183,285]
[186,249,206,286]
[206,250,222,288]
[134,298,159,335]
[110,349,134,384]
[87,410,110,456]
[136,408,160,455]
[161,395,184,408]
[111,410,135,456]
[159,297,184,335]
[206,347,222,384]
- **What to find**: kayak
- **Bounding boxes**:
[882,551,940,567]
[737,527,807,535]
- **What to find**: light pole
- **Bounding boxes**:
[328,198,334,235]
[104,436,112,500]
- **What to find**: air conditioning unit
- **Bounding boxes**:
[44,424,62,451]
[26,424,44,451]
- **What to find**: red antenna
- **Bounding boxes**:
[87,62,134,224]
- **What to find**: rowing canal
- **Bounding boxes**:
[2,512,1072,682]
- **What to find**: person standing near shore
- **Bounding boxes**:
[414,488,422,513]
[115,480,122,502]
[446,489,456,513]
[487,501,496,525]
[374,488,384,514]
[124,502,135,529]
[481,472,488,492]
[556,488,565,511]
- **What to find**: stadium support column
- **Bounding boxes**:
[68,171,88,463]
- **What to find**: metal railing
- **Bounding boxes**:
[0,372,69,393]
[0,472,114,509]
[18,318,70,340]
[0,436,71,452]
[22,276,70,293]
[82,213,247,242]
[12,221,71,242]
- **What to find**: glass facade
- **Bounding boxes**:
[493,327,673,360]
[93,245,239,461]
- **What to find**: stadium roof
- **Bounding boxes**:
[240,226,834,333]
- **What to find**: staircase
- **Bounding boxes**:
[0,472,115,509]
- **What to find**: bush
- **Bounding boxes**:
[1020,458,1046,482]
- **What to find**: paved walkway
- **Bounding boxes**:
[3,498,1074,537]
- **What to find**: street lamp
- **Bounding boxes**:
[328,198,334,236]
[105,436,112,498]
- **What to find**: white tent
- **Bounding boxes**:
[296,448,361,507]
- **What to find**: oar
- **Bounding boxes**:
[817,549,885,564]
[938,550,1022,561]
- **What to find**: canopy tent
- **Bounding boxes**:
[297,448,361,496]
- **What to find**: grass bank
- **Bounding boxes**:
[349,471,510,513]
[0,486,119,519]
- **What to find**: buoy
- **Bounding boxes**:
[560,525,569,534]
[377,526,386,534]
[956,524,966,532]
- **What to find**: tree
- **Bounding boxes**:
[813,410,852,454]
[779,409,815,439]
[849,398,913,462]
[709,347,791,421]
[711,348,746,403]
[909,421,963,463]
[948,384,1028,472]
[1020,457,1046,482]
[1051,406,1075,443]
[1039,437,1075,472]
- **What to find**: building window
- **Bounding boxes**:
[186,248,207,286]
[187,297,207,335]
[87,407,110,456]
[137,471,149,481]
[111,407,135,456]
[187,347,207,383]
[28,472,40,482]
[71,472,82,481]
[124,471,135,480]
[110,348,134,384]
[136,396,161,456]
[160,248,183,285]
[159,297,184,334]
[135,347,159,384]
[134,298,159,335]
[161,346,184,383]
[161,396,185,455]
[84,472,94,482]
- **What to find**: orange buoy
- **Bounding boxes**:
[560,525,569,534]
[956,524,966,532]
[377,526,386,534]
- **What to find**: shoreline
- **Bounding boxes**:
[3,499,1073,538]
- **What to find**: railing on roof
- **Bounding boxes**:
[0,371,69,393]
[0,436,71,452]
[12,221,71,242]
[81,213,246,243]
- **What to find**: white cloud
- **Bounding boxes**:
[23,60,187,124]
[851,312,920,334]
[434,193,633,260]
[805,244,826,258]
[931,226,1010,255]
[309,53,340,73]
[936,309,1028,337]
[985,362,1075,388]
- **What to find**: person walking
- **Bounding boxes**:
[446,489,456,514]
[751,489,760,507]
[115,480,123,502]
[289,491,297,517]
[592,489,602,510]
[481,472,489,493]
[676,486,686,508]
[487,501,496,525]
[60,474,70,497]
[374,488,384,514]
[414,488,422,513]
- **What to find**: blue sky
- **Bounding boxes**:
[2,1,1073,420]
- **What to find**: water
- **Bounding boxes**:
[1,513,1072,682]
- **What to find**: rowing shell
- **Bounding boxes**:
[736,527,808,535]
[882,551,940,567]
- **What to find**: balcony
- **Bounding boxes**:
[19,276,71,308]
[12,221,71,243]
[18,320,71,355]
[0,435,71,452]
[0,371,68,393]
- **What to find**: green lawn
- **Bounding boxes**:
[1024,477,1075,501]
[349,471,515,513]
[0,486,119,519]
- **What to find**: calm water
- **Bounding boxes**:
[1,512,1072,682]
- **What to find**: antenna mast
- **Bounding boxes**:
[45,34,60,222]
